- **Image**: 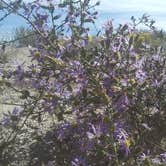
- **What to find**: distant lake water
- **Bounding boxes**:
[0,10,166,40]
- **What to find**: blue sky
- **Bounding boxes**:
[1,0,166,39]
[98,0,166,13]
[96,0,166,28]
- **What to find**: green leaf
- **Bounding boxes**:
[58,3,67,8]
[129,35,134,48]
[53,15,61,20]
[46,56,65,66]
[84,18,95,23]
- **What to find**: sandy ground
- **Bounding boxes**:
[0,46,31,115]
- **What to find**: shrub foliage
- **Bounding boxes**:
[0,0,166,165]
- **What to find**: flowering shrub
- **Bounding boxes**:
[0,0,166,165]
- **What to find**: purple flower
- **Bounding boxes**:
[56,122,72,141]
[152,158,161,165]
[1,107,22,127]
[42,95,58,113]
[136,69,147,84]
[114,95,130,112]
[152,79,160,87]
[1,116,11,127]
[15,65,25,81]
[121,78,128,87]
[72,156,88,166]
[47,161,54,166]
[160,152,166,163]
[79,139,94,152]
[104,19,114,37]
[114,123,131,156]
[103,78,111,88]
[33,13,49,30]
[0,68,2,76]
[12,107,22,116]
[87,122,109,139]
[139,152,147,161]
